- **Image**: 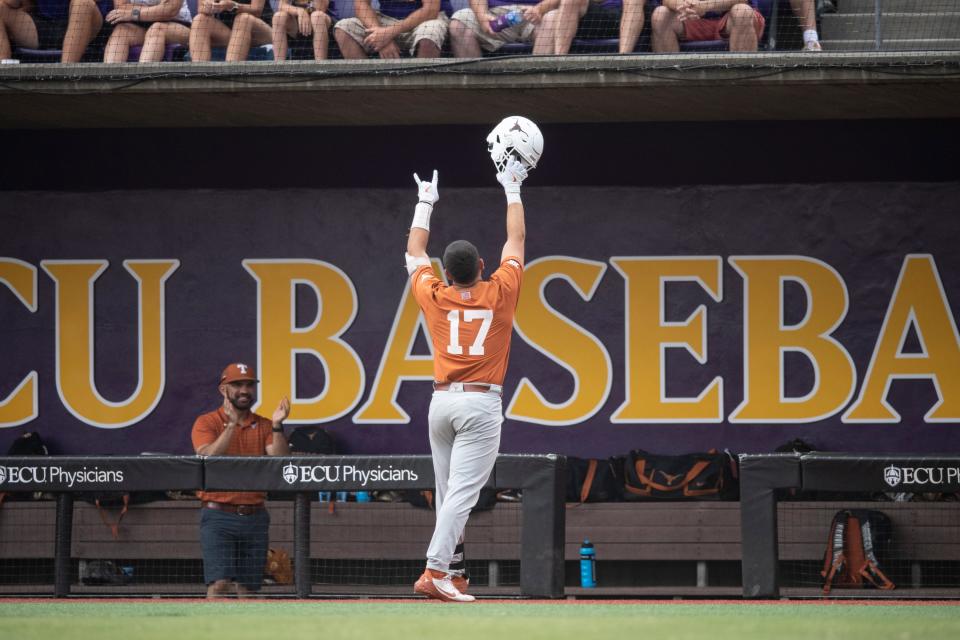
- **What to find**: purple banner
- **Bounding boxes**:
[1,182,959,458]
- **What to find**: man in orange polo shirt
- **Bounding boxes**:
[191,362,291,598]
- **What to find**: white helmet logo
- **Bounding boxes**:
[237,364,248,374]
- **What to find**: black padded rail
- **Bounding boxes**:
[0,454,566,598]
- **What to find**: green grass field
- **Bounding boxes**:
[2,600,959,640]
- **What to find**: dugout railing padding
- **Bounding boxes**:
[0,454,566,599]
[739,453,960,598]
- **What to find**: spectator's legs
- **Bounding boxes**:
[619,0,645,53]
[272,11,294,61]
[310,12,330,60]
[61,0,103,63]
[790,0,820,50]
[650,5,682,53]
[190,15,232,62]
[790,0,816,31]
[552,0,587,55]
[103,24,145,63]
[530,9,558,55]
[0,5,39,58]
[140,23,190,62]
[415,39,440,58]
[548,0,576,56]
[724,3,758,52]
[449,18,481,58]
[226,14,271,61]
[334,25,367,59]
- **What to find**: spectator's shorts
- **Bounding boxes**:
[450,6,537,52]
[574,3,622,40]
[682,8,765,42]
[199,507,270,591]
[335,12,450,56]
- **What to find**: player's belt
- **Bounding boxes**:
[203,501,265,516]
[433,382,502,395]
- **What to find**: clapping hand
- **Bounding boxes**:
[222,397,240,427]
[272,396,291,427]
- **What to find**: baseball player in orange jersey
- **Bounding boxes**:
[404,144,535,602]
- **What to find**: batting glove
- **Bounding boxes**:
[497,157,528,204]
[411,170,439,230]
[414,170,439,206]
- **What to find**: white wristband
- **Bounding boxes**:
[411,202,433,231]
[505,192,522,205]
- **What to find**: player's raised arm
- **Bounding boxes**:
[497,157,527,265]
[485,116,543,266]
[406,170,439,275]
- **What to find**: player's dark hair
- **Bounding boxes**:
[443,240,480,285]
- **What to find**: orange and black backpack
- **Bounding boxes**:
[821,509,896,594]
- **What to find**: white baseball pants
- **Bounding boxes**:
[425,389,502,574]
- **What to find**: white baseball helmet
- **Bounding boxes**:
[486,116,544,172]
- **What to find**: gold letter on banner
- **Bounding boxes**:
[506,257,611,425]
[353,260,445,424]
[610,257,723,423]
[729,256,855,423]
[0,258,38,427]
[243,260,364,423]
[40,259,179,428]
[844,254,960,423]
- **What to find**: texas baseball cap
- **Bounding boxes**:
[220,363,259,385]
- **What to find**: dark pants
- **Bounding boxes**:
[199,507,270,591]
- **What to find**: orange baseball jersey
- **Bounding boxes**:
[191,407,274,505]
[411,256,523,386]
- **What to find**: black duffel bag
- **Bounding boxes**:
[566,457,625,503]
[623,449,738,500]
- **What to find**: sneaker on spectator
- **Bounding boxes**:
[414,569,475,602]
[804,40,823,52]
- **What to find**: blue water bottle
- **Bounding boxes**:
[489,9,523,33]
[579,539,596,588]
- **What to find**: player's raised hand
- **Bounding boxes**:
[497,157,528,194]
[413,170,440,206]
